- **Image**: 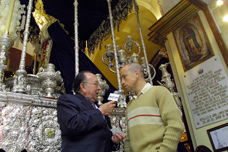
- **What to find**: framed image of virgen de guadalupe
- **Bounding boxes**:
[173,14,214,71]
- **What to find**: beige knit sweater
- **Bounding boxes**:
[124,86,184,152]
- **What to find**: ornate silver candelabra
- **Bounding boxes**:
[102,0,156,107]
[101,36,142,72]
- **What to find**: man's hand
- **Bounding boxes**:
[111,133,125,144]
[99,101,116,115]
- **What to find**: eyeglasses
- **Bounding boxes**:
[83,81,100,87]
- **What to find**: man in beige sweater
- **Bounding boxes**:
[120,62,185,152]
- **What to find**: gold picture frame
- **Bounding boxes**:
[173,14,214,71]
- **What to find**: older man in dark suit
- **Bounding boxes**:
[57,71,125,152]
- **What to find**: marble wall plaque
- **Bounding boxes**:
[182,54,228,128]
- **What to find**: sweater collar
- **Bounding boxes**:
[133,83,153,99]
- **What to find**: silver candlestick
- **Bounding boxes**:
[0,34,14,91]
[158,63,174,92]
[96,74,109,105]
[37,63,63,99]
[12,0,34,93]
[158,62,182,112]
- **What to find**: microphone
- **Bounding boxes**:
[108,90,120,102]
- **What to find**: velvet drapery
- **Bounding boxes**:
[48,21,116,102]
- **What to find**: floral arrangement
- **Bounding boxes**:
[0,0,26,40]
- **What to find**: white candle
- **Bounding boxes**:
[4,0,16,34]
[20,15,26,30]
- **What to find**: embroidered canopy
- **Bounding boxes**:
[19,0,134,54]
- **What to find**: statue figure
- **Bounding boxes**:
[32,0,57,68]
[182,26,203,63]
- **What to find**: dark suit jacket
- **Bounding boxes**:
[57,93,118,152]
